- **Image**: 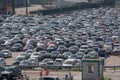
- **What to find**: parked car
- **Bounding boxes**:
[0,58,6,65]
[50,51,60,59]
[63,52,72,59]
[0,50,12,58]
[19,52,29,59]
[30,52,41,61]
[83,51,99,59]
[55,58,65,65]
[69,46,79,54]
[11,43,23,51]
[24,49,34,57]
[0,65,22,80]
[19,60,30,66]
[13,56,26,65]
[39,58,53,66]
[28,58,39,66]
[46,60,61,69]
[37,76,60,80]
[57,45,67,53]
[68,54,78,59]
[112,44,120,55]
[63,59,80,68]
[103,42,113,55]
[76,52,85,59]
[46,45,57,53]
[23,44,34,51]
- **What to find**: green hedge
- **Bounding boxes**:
[30,0,56,4]
[104,78,110,80]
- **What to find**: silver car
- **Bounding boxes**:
[0,50,12,58]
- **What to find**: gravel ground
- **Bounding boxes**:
[6,52,20,65]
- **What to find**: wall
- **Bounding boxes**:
[14,0,30,7]
[82,62,99,80]
[115,0,120,8]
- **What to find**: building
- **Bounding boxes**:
[115,0,120,8]
[0,0,14,14]
[0,0,30,14]
[14,0,30,7]
[82,51,104,80]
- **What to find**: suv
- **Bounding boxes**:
[37,76,60,80]
[0,65,22,80]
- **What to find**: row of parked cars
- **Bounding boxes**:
[0,7,120,68]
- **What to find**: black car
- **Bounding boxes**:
[0,65,22,80]
[37,76,60,80]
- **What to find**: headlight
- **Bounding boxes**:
[4,53,8,55]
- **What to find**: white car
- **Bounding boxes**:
[103,43,113,54]
[28,58,39,66]
[30,52,41,60]
[63,59,80,67]
[0,58,6,65]
[112,44,120,55]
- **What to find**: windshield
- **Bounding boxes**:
[64,61,73,64]
[5,67,13,71]
[33,54,39,55]
[42,59,51,62]
[0,66,5,71]
[16,57,24,61]
[2,51,9,53]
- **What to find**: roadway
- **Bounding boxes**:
[23,70,120,80]
[15,5,44,15]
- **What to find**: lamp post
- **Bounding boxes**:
[12,0,15,14]
[26,0,28,15]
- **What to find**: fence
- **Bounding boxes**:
[104,66,120,72]
[19,65,120,72]
[30,2,102,15]
[30,0,115,15]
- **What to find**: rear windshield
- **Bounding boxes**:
[0,67,5,71]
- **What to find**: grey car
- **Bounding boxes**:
[0,50,12,58]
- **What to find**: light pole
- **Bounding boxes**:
[12,0,15,14]
[26,0,28,15]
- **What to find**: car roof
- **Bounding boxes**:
[65,59,77,61]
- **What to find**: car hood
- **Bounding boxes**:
[63,64,73,67]
[1,71,12,74]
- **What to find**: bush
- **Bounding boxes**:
[71,68,82,71]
